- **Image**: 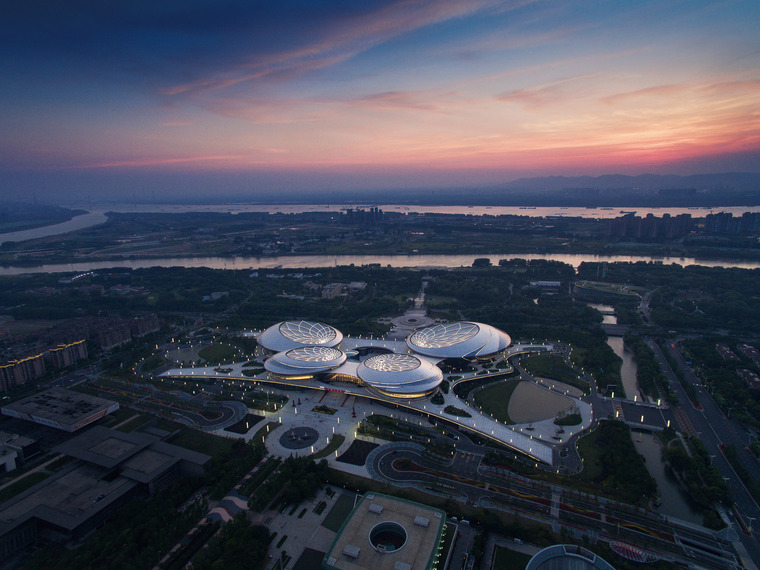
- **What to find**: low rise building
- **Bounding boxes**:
[1,388,119,432]
[323,493,445,570]
[0,426,210,558]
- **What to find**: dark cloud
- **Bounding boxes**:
[1,1,501,92]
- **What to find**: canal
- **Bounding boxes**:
[588,303,701,523]
[632,430,703,524]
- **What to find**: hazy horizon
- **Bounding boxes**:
[2,1,759,202]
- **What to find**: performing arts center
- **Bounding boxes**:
[256,319,511,399]
[161,318,576,466]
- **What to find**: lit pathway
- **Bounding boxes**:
[159,375,580,466]
[157,342,600,466]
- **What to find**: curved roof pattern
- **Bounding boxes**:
[257,320,343,352]
[357,353,442,396]
[407,321,511,359]
[265,346,347,376]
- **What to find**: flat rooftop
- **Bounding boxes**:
[323,493,445,570]
[0,462,138,532]
[1,388,118,431]
[0,426,210,538]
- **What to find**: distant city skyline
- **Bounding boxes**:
[1,1,759,201]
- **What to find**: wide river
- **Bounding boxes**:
[2,202,760,245]
[2,251,760,276]
[3,203,760,274]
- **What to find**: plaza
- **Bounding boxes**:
[160,319,595,466]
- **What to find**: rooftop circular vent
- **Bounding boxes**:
[369,521,407,553]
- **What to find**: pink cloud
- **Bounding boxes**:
[601,84,690,105]
[496,74,597,110]
[77,155,246,169]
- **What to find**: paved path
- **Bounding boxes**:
[160,342,578,466]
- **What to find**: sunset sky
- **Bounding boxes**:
[2,0,759,201]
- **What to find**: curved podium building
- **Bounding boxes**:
[407,321,511,361]
[265,346,347,380]
[256,319,509,399]
[357,353,442,398]
[257,320,343,355]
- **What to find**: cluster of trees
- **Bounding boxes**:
[203,439,266,500]
[624,335,676,403]
[191,513,272,570]
[0,266,250,320]
[248,457,329,511]
[578,261,760,333]
[680,338,760,430]
[581,420,657,504]
[24,478,206,570]
[663,437,728,528]
[723,445,760,504]
[424,262,622,393]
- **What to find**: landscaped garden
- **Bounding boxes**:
[198,343,238,363]
[521,354,582,387]
[472,379,521,423]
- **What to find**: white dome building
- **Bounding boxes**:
[257,320,343,354]
[357,353,442,399]
[406,321,511,360]
[265,346,347,380]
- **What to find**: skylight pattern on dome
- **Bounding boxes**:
[285,346,343,362]
[279,320,337,345]
[409,322,479,348]
[364,353,421,372]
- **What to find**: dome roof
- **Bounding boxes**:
[407,321,510,359]
[357,353,442,396]
[257,320,343,352]
[265,346,347,376]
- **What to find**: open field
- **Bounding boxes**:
[473,380,521,424]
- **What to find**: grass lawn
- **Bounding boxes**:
[141,355,166,372]
[292,548,327,570]
[492,546,532,570]
[198,343,237,363]
[554,413,582,426]
[576,430,605,482]
[108,407,140,424]
[251,422,280,446]
[169,428,236,458]
[115,413,153,433]
[443,405,471,418]
[521,354,579,384]
[0,472,50,504]
[438,523,457,565]
[472,380,521,423]
[321,493,356,532]
[312,435,345,459]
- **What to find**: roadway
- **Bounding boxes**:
[649,340,760,567]
[370,442,739,569]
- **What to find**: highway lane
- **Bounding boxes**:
[371,444,739,569]
[649,340,760,567]
[667,344,760,483]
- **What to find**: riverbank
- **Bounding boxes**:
[2,250,760,275]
